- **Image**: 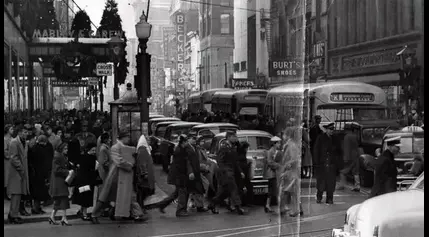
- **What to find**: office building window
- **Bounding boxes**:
[240,61,247,71]
[220,0,230,6]
[220,14,230,34]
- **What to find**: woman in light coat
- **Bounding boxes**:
[278,127,303,217]
[4,124,14,199]
[263,136,282,213]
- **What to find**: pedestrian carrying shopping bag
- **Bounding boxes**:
[65,169,76,186]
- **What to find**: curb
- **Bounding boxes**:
[3,201,163,225]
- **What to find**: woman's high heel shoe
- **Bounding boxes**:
[90,216,100,224]
[61,220,72,226]
[264,206,274,213]
[48,217,58,225]
[208,204,219,214]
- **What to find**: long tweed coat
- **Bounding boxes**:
[49,151,70,197]
[7,137,30,195]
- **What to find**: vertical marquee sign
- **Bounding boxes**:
[175,12,185,77]
[162,27,175,68]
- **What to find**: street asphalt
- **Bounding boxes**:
[4,185,367,237]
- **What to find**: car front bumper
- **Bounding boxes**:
[332,228,357,237]
[251,179,268,195]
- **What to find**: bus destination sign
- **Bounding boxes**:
[330,93,375,102]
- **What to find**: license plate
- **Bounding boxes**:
[254,187,268,195]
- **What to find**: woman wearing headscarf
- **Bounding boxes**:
[4,124,14,200]
[72,142,98,221]
[28,135,53,214]
[134,134,155,211]
[49,142,72,226]
[263,136,282,213]
[278,127,303,217]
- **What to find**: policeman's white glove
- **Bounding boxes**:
[189,173,195,180]
[95,161,100,170]
[241,172,245,179]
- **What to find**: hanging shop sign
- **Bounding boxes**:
[32,29,124,39]
[96,63,113,76]
[330,93,375,102]
[52,81,88,87]
[232,79,254,90]
[175,12,188,79]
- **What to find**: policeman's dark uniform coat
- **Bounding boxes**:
[313,123,341,202]
[369,137,399,198]
[186,143,205,195]
[212,140,243,207]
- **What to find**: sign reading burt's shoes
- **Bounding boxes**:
[268,58,305,78]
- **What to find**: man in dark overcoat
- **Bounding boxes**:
[313,122,342,204]
[369,136,401,198]
[338,123,361,192]
[186,136,209,212]
[208,131,245,215]
[158,135,194,217]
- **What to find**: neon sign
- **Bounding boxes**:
[330,93,375,102]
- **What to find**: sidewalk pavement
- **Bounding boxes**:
[4,166,169,224]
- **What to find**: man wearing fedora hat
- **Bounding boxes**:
[369,136,402,198]
[338,123,361,192]
[313,122,342,204]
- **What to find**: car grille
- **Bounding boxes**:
[253,158,264,178]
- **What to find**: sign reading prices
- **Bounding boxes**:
[268,59,305,78]
[175,12,185,76]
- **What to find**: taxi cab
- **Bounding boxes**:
[159,122,202,171]
[359,126,424,189]
[209,130,272,195]
[332,172,424,237]
[149,121,185,164]
[188,123,239,150]
[148,117,180,135]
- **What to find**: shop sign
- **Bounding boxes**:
[32,29,124,39]
[52,81,88,87]
[330,93,375,102]
[232,79,254,90]
[341,48,403,71]
[175,13,185,73]
[268,58,305,78]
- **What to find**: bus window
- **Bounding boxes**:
[353,108,389,120]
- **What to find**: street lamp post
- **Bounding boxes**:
[135,11,152,135]
[107,35,125,100]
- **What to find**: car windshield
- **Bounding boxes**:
[362,128,386,140]
[155,125,169,137]
[169,127,192,141]
[238,136,271,150]
[383,135,425,154]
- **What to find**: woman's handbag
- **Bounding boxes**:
[65,170,76,186]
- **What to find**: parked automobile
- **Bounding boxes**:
[360,126,424,188]
[332,172,424,237]
[150,121,185,164]
[209,130,272,195]
[148,117,180,135]
[188,123,239,150]
[149,114,165,120]
[159,122,203,172]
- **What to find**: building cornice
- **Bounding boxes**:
[4,3,29,43]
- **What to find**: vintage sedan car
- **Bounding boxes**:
[209,130,273,195]
[332,172,424,237]
[159,122,202,171]
[149,114,165,120]
[148,117,180,135]
[188,123,239,150]
[150,121,185,164]
[359,126,424,188]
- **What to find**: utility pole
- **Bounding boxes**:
[197,64,203,91]
[224,62,228,88]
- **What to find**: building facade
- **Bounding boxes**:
[268,0,307,88]
[4,1,45,114]
[233,0,270,87]
[326,0,424,113]
[199,0,234,90]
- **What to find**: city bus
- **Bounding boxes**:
[211,89,268,116]
[186,88,233,113]
[265,81,400,153]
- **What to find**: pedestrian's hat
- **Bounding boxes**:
[385,136,402,147]
[270,136,281,142]
[323,122,335,130]
[225,130,237,137]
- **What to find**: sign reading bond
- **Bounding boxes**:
[268,59,305,78]
[330,93,375,102]
[96,63,113,76]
